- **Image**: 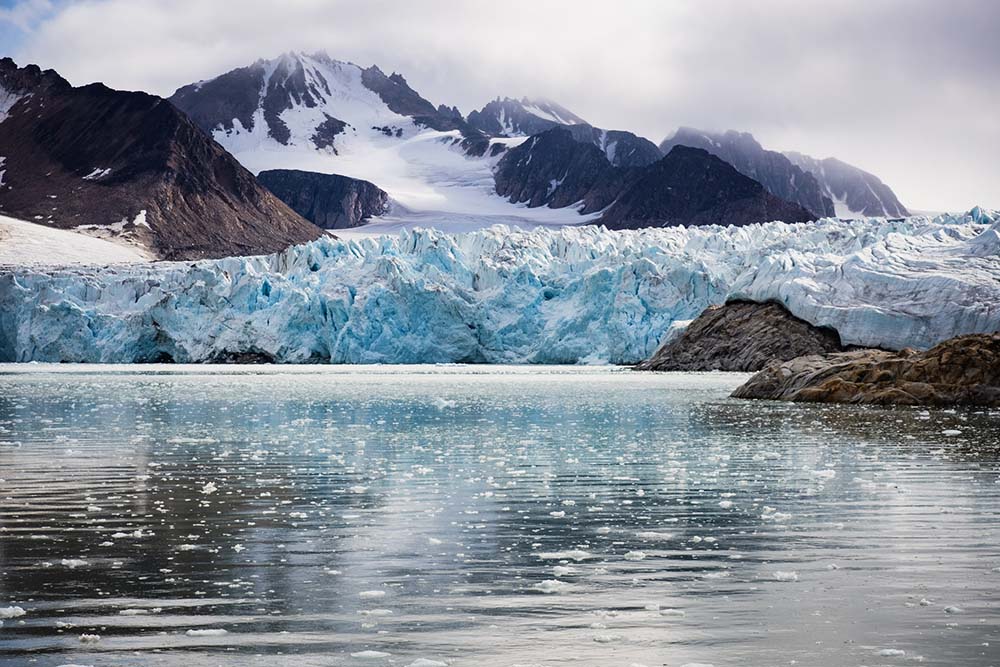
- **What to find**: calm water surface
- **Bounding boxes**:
[0,365,998,667]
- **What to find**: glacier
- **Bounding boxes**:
[1,208,998,364]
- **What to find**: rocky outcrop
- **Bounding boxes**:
[661,128,834,218]
[257,169,389,229]
[732,333,1000,406]
[0,58,324,260]
[635,301,846,372]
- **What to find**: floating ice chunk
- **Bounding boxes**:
[878,648,906,656]
[359,609,393,617]
[78,634,101,643]
[185,628,228,637]
[943,605,962,614]
[593,633,622,643]
[773,571,799,582]
[431,397,455,409]
[941,429,962,436]
[118,609,151,616]
[0,606,25,618]
[201,482,218,495]
[359,590,387,599]
[623,551,646,561]
[533,580,572,594]
[718,500,733,509]
[660,608,686,617]
[351,650,391,658]
[407,660,447,667]
[61,559,87,569]
[636,531,672,540]
[813,469,836,479]
[552,565,576,577]
[549,511,566,518]
[348,485,369,494]
[536,550,594,561]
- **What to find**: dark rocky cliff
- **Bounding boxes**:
[257,169,389,229]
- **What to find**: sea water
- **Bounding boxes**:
[0,365,997,666]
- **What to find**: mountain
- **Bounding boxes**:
[493,127,621,212]
[600,146,818,229]
[495,128,816,228]
[660,128,834,218]
[257,170,389,229]
[466,97,587,136]
[467,96,662,168]
[784,151,909,217]
[661,127,909,218]
[0,57,323,260]
[168,52,595,233]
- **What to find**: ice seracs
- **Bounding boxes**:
[1,209,997,364]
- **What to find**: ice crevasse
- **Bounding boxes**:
[0,208,998,364]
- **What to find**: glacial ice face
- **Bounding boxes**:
[1,209,998,364]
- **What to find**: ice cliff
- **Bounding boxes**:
[1,208,998,364]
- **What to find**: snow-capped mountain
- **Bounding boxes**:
[784,151,909,217]
[661,127,909,218]
[169,52,590,233]
[0,57,322,260]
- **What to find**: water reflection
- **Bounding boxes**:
[0,365,998,666]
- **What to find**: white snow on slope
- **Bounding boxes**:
[208,54,593,233]
[0,215,153,267]
[0,85,24,124]
[1,209,997,364]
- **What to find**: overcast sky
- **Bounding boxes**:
[3,0,997,211]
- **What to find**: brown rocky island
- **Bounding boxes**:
[731,333,1000,407]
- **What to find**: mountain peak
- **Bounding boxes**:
[466,96,587,138]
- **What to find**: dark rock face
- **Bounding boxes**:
[635,301,846,372]
[784,152,909,217]
[493,128,622,212]
[360,65,463,133]
[732,333,1000,406]
[0,57,324,260]
[312,114,347,151]
[467,97,588,137]
[565,125,663,168]
[661,128,835,218]
[600,146,818,229]
[495,129,816,228]
[257,169,389,229]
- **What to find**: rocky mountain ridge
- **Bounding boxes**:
[0,57,323,260]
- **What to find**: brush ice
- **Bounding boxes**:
[2,210,998,363]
